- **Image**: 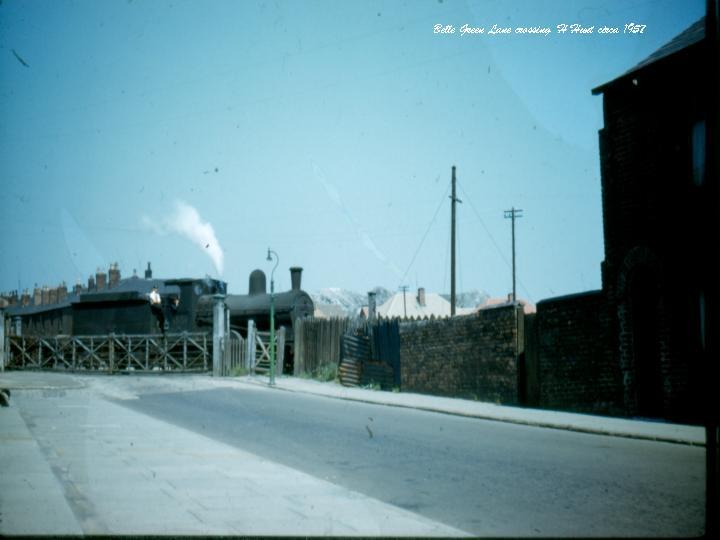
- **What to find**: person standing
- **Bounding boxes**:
[149,286,165,335]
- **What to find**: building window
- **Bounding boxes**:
[699,290,706,351]
[691,120,706,186]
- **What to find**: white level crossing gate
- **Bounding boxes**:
[4,333,211,372]
[241,320,285,376]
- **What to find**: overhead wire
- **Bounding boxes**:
[401,180,451,288]
[457,180,534,303]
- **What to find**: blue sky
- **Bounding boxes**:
[0,0,706,300]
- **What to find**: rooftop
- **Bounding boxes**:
[592,17,705,95]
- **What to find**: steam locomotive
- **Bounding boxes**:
[3,264,314,371]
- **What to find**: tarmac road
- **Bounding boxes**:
[0,372,707,536]
[121,381,705,537]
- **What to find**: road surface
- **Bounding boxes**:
[121,379,705,537]
[0,373,705,536]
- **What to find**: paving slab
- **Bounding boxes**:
[0,405,83,535]
[0,379,471,536]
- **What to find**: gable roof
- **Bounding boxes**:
[377,290,475,318]
[592,17,705,95]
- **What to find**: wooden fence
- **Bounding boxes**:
[293,317,350,375]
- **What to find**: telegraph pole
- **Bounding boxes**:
[450,166,462,316]
[504,207,523,303]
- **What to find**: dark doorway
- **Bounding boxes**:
[630,269,664,417]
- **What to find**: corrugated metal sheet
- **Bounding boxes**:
[339,334,370,387]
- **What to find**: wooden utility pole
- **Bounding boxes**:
[504,207,523,303]
[450,166,462,316]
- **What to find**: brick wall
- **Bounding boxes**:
[399,306,518,404]
[597,40,708,423]
[535,290,623,415]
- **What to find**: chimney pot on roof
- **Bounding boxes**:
[108,262,121,288]
[57,284,68,302]
[368,291,377,321]
[417,287,426,307]
[96,269,107,291]
[145,262,152,279]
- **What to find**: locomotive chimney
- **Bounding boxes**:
[145,262,153,279]
[290,267,303,291]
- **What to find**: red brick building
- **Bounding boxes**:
[591,17,713,421]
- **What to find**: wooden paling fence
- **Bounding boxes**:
[293,317,350,376]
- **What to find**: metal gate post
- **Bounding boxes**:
[202,334,207,370]
[109,333,115,373]
[225,306,230,375]
[0,308,5,371]
[212,293,227,376]
[246,320,256,372]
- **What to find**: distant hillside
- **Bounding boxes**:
[310,287,487,316]
[309,288,366,317]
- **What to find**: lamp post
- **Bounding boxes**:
[266,248,279,386]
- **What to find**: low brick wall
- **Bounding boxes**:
[535,290,623,415]
[399,306,518,404]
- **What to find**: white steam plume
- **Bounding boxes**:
[142,200,224,276]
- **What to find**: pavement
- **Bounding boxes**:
[0,370,707,536]
[0,371,471,536]
[235,374,706,447]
